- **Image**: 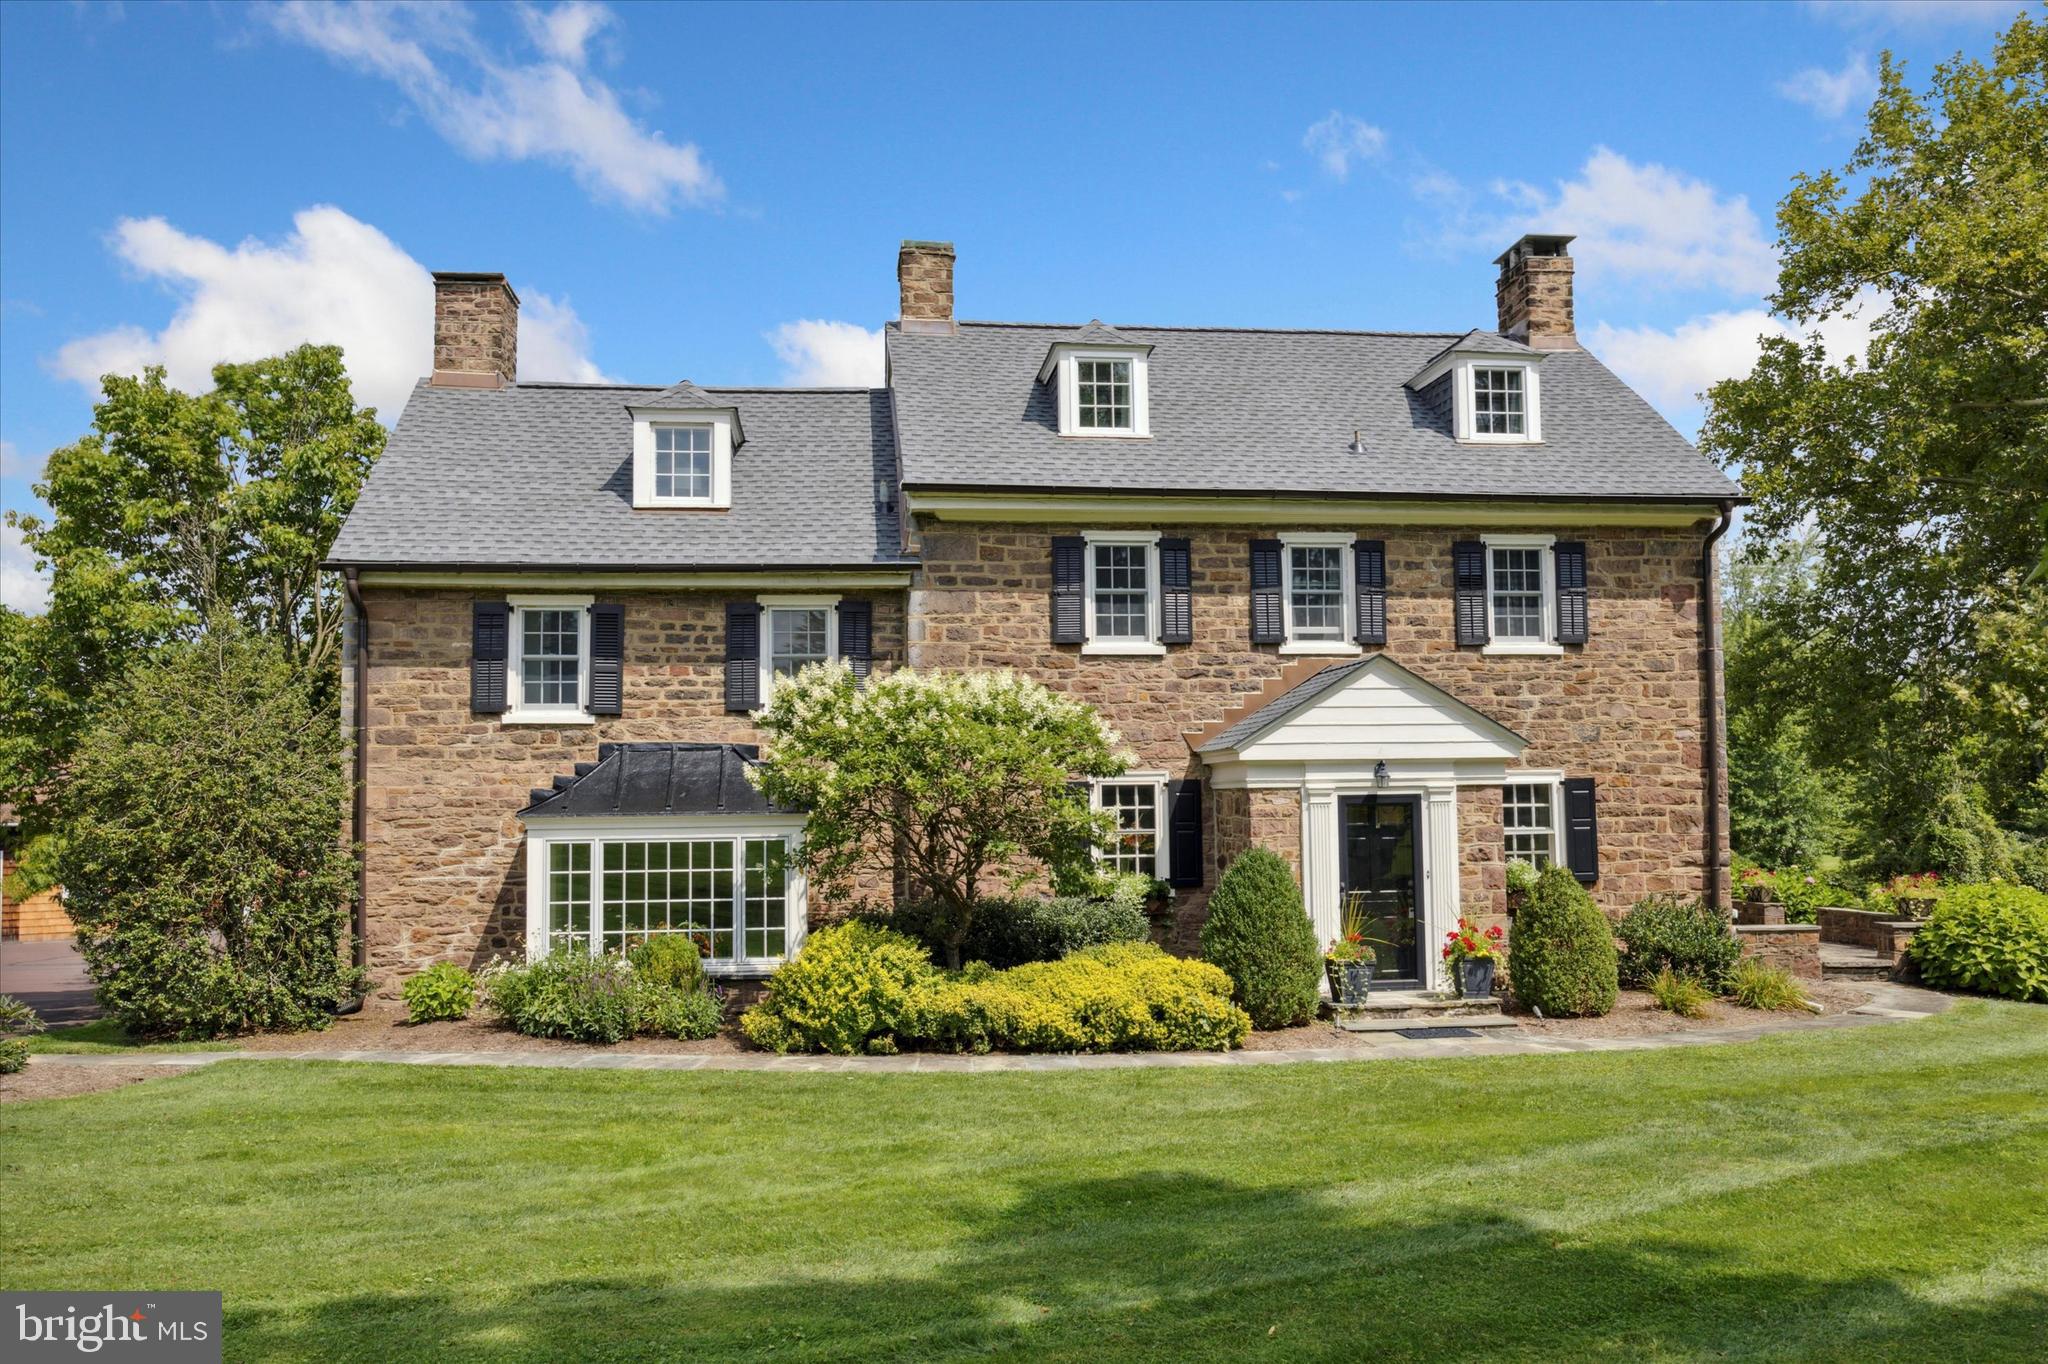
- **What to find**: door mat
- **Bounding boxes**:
[1392,1026,1483,1040]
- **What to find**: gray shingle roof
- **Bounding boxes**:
[329,382,908,569]
[519,743,800,819]
[888,322,1741,502]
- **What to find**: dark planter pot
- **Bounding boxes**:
[1457,957,1497,999]
[1326,958,1375,1006]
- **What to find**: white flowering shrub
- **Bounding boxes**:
[752,665,1128,967]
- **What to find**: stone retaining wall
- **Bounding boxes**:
[1733,923,1822,981]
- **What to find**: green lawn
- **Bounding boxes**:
[8,1003,2047,1363]
[26,1018,232,1053]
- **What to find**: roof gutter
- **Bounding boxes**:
[341,566,370,1009]
[1701,502,1736,914]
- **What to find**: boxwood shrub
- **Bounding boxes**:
[1911,883,2048,1003]
[739,922,937,1055]
[1507,866,1619,1018]
[1199,848,1321,1029]
[1615,894,1740,991]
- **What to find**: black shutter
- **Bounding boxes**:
[1454,540,1488,646]
[470,600,510,714]
[1354,539,1386,646]
[724,602,761,713]
[1167,779,1204,888]
[1250,539,1284,644]
[1563,777,1599,884]
[838,599,873,684]
[1051,535,1085,643]
[1159,537,1192,645]
[588,603,624,716]
[1554,541,1588,645]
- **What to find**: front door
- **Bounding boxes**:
[1339,796,1424,983]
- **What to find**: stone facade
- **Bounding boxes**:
[896,241,956,323]
[910,519,1726,941]
[1734,923,1822,981]
[353,586,904,993]
[1495,238,1575,346]
[431,273,519,384]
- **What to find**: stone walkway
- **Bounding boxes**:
[25,983,1956,1076]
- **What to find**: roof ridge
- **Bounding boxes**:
[942,320,1471,339]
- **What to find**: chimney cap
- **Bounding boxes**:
[1493,234,1575,267]
[432,270,521,305]
[898,239,955,256]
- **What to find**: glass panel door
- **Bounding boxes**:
[1339,797,1422,981]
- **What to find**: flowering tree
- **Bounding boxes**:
[751,665,1127,967]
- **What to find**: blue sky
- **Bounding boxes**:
[0,0,2027,608]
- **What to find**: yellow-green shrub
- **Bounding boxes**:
[739,922,938,1055]
[906,943,1249,1054]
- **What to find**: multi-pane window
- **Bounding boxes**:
[1503,784,1555,866]
[1489,547,1546,641]
[767,607,830,679]
[547,842,592,956]
[521,608,582,706]
[743,839,790,960]
[602,839,734,958]
[1091,542,1152,641]
[653,425,713,500]
[543,834,797,968]
[1288,545,1347,641]
[1096,781,1161,878]
[1076,358,1132,430]
[1473,368,1525,435]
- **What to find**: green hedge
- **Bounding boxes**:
[1615,894,1740,991]
[1199,849,1321,1029]
[482,952,722,1043]
[1507,866,1619,1018]
[870,895,1149,970]
[1911,883,2048,1003]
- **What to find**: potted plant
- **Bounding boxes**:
[1442,917,1505,999]
[1325,898,1392,1006]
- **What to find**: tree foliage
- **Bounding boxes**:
[3,345,383,818]
[750,664,1127,968]
[1705,15,2048,878]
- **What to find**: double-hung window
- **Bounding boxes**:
[758,596,839,694]
[1279,533,1357,655]
[1082,533,1161,654]
[507,595,591,723]
[1503,782,1557,866]
[1472,368,1525,436]
[1076,358,1133,431]
[653,424,713,500]
[1480,534,1560,655]
[1093,777,1166,880]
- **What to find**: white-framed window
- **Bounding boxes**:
[1092,776,1168,880]
[507,594,592,724]
[1503,781,1559,867]
[1279,532,1358,656]
[1481,534,1562,656]
[1053,349,1152,437]
[1472,368,1525,436]
[758,595,840,695]
[528,821,808,974]
[652,424,712,500]
[1082,531,1163,655]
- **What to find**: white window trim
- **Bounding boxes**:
[758,594,842,697]
[1456,361,1542,444]
[1480,534,1564,657]
[1056,349,1152,438]
[504,594,594,725]
[1278,531,1361,657]
[628,409,736,509]
[1502,773,1565,869]
[1081,530,1165,656]
[1091,774,1170,882]
[523,816,810,975]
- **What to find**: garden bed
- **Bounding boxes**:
[232,1004,752,1056]
[0,1062,169,1103]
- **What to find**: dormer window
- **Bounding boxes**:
[1077,358,1133,431]
[1472,368,1525,436]
[629,380,743,509]
[1403,334,1544,444]
[653,424,713,500]
[1038,324,1153,438]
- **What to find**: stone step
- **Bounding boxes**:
[1337,1012,1521,1033]
[1328,991,1510,1031]
[1819,942,1893,982]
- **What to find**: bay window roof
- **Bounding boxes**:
[520,743,801,819]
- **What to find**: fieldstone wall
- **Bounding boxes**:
[354,587,904,994]
[1734,923,1822,981]
[911,520,1725,940]
[431,274,519,383]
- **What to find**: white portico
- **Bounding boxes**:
[1196,656,1531,993]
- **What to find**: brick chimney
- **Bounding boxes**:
[897,240,955,333]
[1494,234,1576,349]
[431,271,520,387]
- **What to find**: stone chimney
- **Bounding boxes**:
[431,272,520,386]
[897,240,955,332]
[1494,234,1576,349]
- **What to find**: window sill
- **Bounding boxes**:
[1481,642,1565,658]
[502,711,597,726]
[1057,431,1151,440]
[1279,641,1362,657]
[1458,436,1543,446]
[1082,640,1168,657]
[705,958,792,978]
[631,499,732,511]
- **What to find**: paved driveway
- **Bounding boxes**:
[1,938,99,1025]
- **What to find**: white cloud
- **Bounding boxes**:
[264,1,720,214]
[0,439,44,482]
[766,320,885,387]
[1,521,49,614]
[1303,111,1387,181]
[47,205,609,419]
[1778,53,1876,118]
[1479,147,1779,296]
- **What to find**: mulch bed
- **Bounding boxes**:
[1,1064,171,1104]
[232,1005,753,1056]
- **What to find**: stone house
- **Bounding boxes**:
[329,236,1741,996]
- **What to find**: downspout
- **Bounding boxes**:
[341,567,370,1010]
[1701,503,1736,913]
